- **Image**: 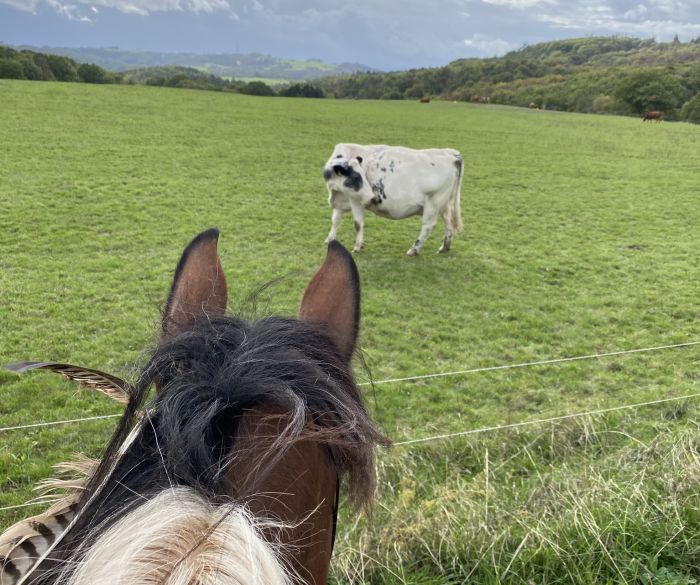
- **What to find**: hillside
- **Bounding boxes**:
[316,36,700,120]
[14,45,375,80]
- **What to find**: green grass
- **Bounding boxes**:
[1,80,700,583]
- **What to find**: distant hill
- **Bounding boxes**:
[14,45,376,80]
[316,36,700,121]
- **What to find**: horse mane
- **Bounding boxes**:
[28,313,386,584]
[61,488,291,585]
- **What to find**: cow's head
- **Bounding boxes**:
[323,155,365,193]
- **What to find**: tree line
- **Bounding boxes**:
[0,46,326,98]
[313,36,700,123]
[3,38,700,123]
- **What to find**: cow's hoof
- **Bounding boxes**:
[437,246,450,254]
[406,248,419,257]
[352,246,364,254]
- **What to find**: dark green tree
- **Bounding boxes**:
[680,93,700,123]
[240,81,275,96]
[18,54,43,80]
[614,69,684,114]
[47,55,79,82]
[0,58,24,79]
[279,83,324,97]
[78,63,112,83]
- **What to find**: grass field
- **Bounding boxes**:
[1,80,700,584]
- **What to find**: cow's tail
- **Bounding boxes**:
[447,154,464,234]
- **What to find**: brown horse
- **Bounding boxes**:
[0,229,388,585]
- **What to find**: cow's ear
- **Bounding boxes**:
[299,241,360,364]
[162,228,228,339]
[356,156,363,164]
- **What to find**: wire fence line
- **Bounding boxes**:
[4,388,700,514]
[393,390,700,446]
[1,340,699,435]
[1,340,699,513]
[0,414,121,433]
[358,340,700,386]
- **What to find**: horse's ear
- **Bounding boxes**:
[162,228,228,339]
[299,241,360,363]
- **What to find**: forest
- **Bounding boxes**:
[3,37,700,122]
[316,36,700,122]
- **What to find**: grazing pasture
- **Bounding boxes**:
[1,80,700,584]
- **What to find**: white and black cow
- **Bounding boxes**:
[322,144,463,256]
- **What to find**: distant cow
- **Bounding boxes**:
[322,144,463,256]
[642,111,663,122]
[419,97,430,103]
[529,101,537,109]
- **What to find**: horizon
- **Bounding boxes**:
[2,0,700,70]
[5,32,700,75]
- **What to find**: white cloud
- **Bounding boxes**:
[463,33,517,54]
[0,0,234,17]
[536,1,700,39]
[648,0,684,14]
[0,0,39,11]
[624,4,648,19]
[46,0,84,19]
[482,0,556,6]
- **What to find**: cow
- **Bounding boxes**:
[642,111,663,122]
[322,144,463,256]
[419,97,431,103]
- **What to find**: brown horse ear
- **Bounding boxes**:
[299,241,360,363]
[162,228,228,339]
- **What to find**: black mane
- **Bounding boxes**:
[32,313,386,584]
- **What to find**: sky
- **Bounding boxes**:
[1,0,700,70]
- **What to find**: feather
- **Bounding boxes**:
[4,362,132,404]
[0,458,97,585]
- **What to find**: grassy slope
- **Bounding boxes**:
[1,81,700,583]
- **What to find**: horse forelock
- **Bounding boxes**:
[140,314,387,504]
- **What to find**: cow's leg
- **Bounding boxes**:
[349,199,365,253]
[407,204,439,256]
[325,207,344,243]
[438,211,452,254]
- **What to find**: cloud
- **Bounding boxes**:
[482,0,556,6]
[0,0,38,11]
[624,4,648,19]
[535,0,700,39]
[1,0,699,70]
[463,33,517,54]
[0,0,234,17]
[45,0,88,20]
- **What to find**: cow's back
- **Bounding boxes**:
[363,146,462,195]
[328,144,389,163]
